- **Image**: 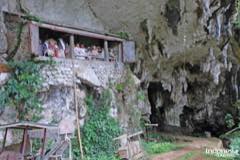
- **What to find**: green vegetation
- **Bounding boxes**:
[7,22,27,60]
[72,90,121,160]
[225,113,235,128]
[137,90,145,101]
[7,0,41,60]
[178,152,196,160]
[142,141,181,155]
[222,100,240,160]
[115,83,124,92]
[115,69,134,93]
[0,60,43,121]
[235,0,240,28]
[116,31,129,40]
[32,139,54,155]
[230,137,240,160]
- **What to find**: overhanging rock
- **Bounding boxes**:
[76,66,101,87]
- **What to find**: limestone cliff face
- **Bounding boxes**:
[0,0,240,136]
[88,0,240,135]
[0,0,150,137]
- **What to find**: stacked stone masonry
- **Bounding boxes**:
[39,57,124,90]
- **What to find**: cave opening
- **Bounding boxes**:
[148,82,173,130]
[147,81,227,137]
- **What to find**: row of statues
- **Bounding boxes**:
[39,38,118,61]
[74,43,104,60]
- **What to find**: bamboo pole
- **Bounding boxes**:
[70,35,84,159]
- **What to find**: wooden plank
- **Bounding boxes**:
[29,23,40,55]
[0,122,58,130]
[145,123,159,127]
[123,41,136,63]
[128,131,143,139]
[31,21,124,42]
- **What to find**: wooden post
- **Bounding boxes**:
[104,40,109,61]
[1,128,8,152]
[118,43,123,62]
[20,128,28,155]
[146,126,149,142]
[41,129,47,157]
[29,23,40,55]
[70,35,75,59]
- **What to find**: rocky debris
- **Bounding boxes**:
[0,72,10,86]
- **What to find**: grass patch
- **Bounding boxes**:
[142,141,182,155]
[146,132,175,142]
[178,152,196,160]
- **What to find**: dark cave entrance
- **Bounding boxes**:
[148,82,174,130]
[147,81,225,136]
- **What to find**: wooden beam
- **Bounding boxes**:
[104,40,109,61]
[31,21,124,42]
[145,123,159,127]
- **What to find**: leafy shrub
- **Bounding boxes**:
[137,90,145,101]
[0,60,43,121]
[225,114,235,128]
[116,31,129,40]
[235,0,240,28]
[72,90,121,159]
[115,83,124,92]
[230,137,240,160]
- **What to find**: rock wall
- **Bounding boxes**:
[1,0,240,137]
[87,0,240,135]
[0,58,150,137]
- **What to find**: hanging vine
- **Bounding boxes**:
[6,0,41,60]
[6,21,27,61]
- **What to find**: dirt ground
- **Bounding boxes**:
[151,135,223,160]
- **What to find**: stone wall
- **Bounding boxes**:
[38,57,124,89]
